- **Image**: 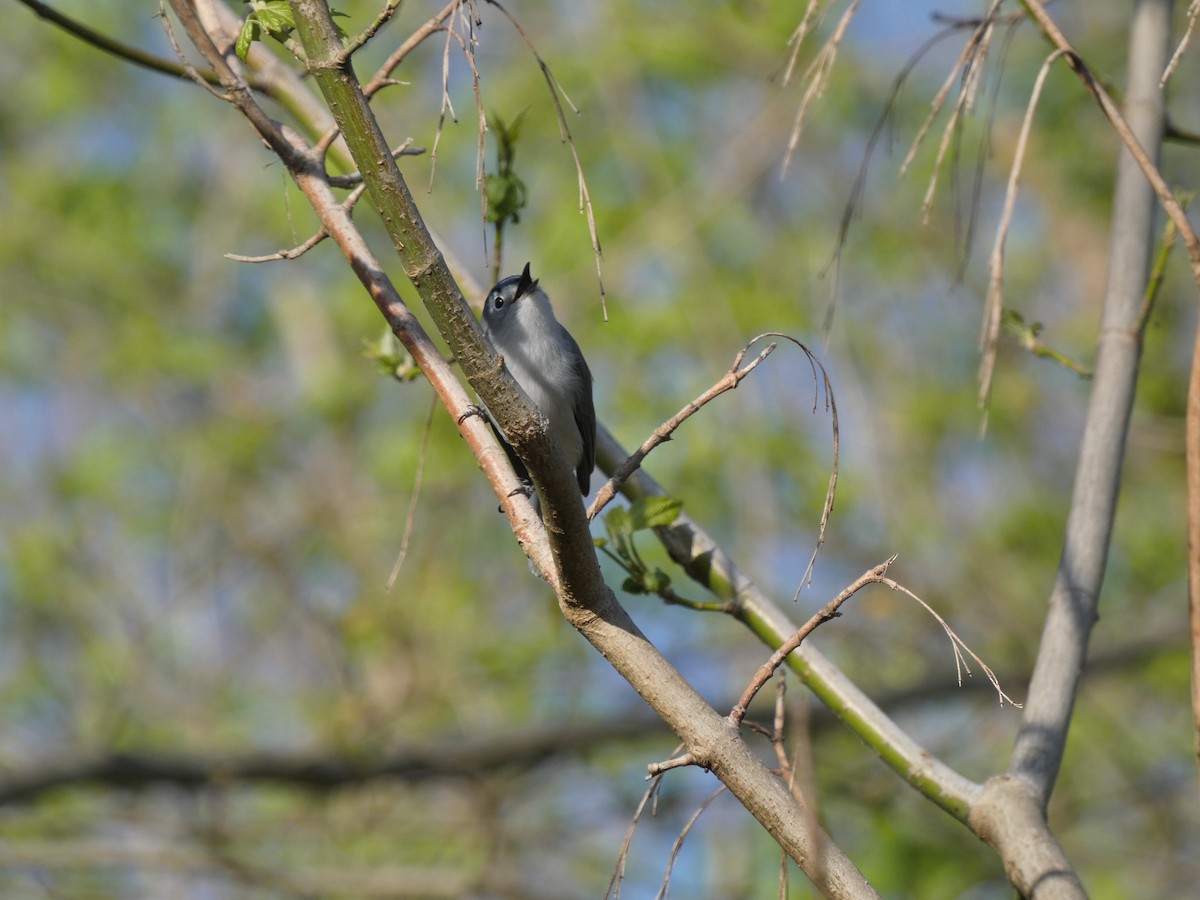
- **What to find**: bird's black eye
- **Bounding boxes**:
[493,296,505,309]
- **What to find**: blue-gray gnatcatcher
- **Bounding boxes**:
[481,263,596,502]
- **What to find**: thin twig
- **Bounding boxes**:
[328,140,424,187]
[605,773,666,899]
[900,0,1003,180]
[733,559,896,725]
[485,0,607,314]
[339,0,403,63]
[646,752,696,778]
[590,333,839,596]
[386,392,439,590]
[15,0,268,91]
[978,48,1066,423]
[427,4,463,191]
[821,23,963,333]
[780,0,824,86]
[653,787,728,900]
[913,2,1004,222]
[1019,0,1200,279]
[1135,212,1183,337]
[733,557,1021,727]
[225,184,371,262]
[587,338,777,520]
[363,1,456,96]
[225,228,329,263]
[159,2,232,101]
[782,0,862,173]
[1161,0,1200,87]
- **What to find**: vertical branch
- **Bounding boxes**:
[1008,0,1174,806]
[1190,298,1200,780]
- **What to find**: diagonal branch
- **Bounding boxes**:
[282,3,876,893]
[14,0,267,90]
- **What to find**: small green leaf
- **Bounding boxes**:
[235,20,258,61]
[621,576,647,595]
[629,496,683,531]
[604,506,632,548]
[485,173,527,224]
[254,1,295,35]
[644,568,671,592]
[592,536,609,548]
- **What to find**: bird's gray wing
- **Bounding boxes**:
[569,334,596,496]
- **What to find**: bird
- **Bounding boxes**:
[480,263,596,505]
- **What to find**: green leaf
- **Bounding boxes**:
[485,173,527,225]
[629,496,683,531]
[235,20,258,61]
[603,506,632,549]
[592,536,609,548]
[644,568,671,593]
[621,576,647,595]
[254,1,295,35]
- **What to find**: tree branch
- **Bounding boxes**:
[596,425,986,822]
[275,3,877,893]
[1008,0,1173,808]
[13,0,266,90]
[968,3,1177,897]
[0,630,1172,806]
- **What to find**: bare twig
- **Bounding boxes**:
[225,228,329,263]
[15,0,268,90]
[1019,0,1200,279]
[1161,0,1200,87]
[224,183,371,262]
[160,2,233,101]
[485,0,607,313]
[428,6,465,190]
[782,0,862,173]
[363,1,456,96]
[339,0,403,63]
[328,140,425,187]
[900,0,1004,179]
[732,559,894,725]
[386,393,438,589]
[883,579,1021,707]
[907,1,1005,222]
[590,333,838,598]
[977,49,1066,422]
[781,0,824,86]
[587,338,777,520]
[605,773,667,899]
[645,752,696,777]
[654,787,728,900]
[822,23,964,333]
[733,557,1020,727]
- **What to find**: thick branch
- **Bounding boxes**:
[1008,0,1172,808]
[596,426,985,823]
[283,3,874,892]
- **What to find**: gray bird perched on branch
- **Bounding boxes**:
[481,263,596,506]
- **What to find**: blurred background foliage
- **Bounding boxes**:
[0,0,1197,896]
